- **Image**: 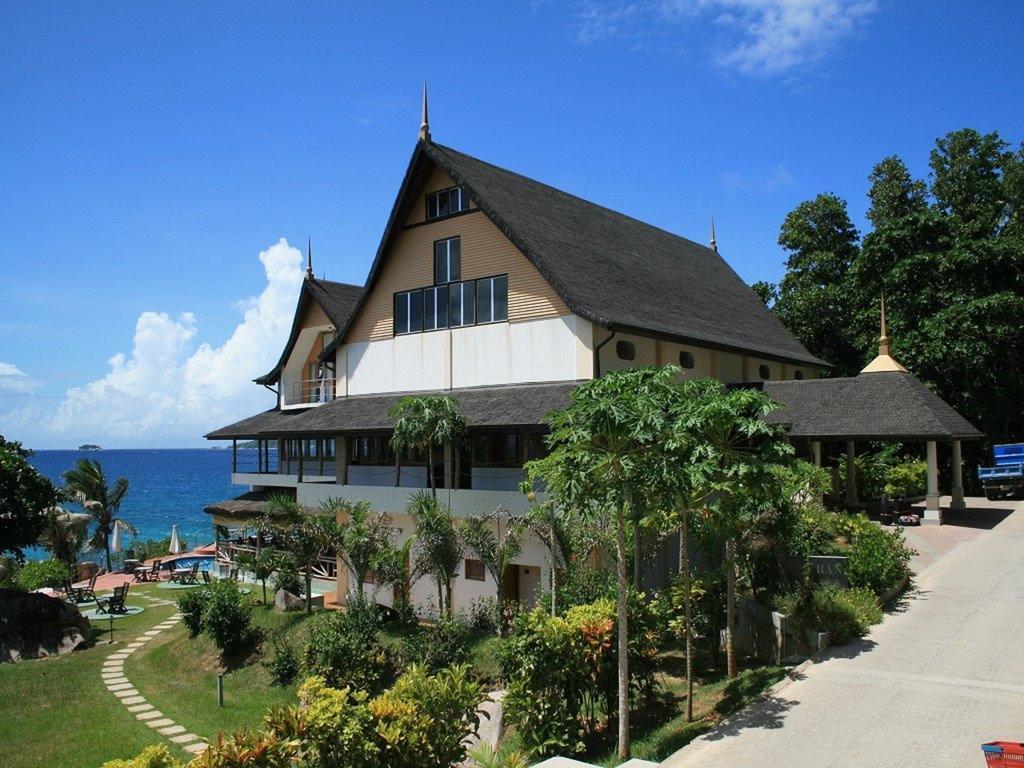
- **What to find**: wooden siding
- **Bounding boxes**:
[347,169,568,343]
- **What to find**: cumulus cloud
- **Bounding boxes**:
[570,0,877,76]
[0,362,36,393]
[47,238,304,442]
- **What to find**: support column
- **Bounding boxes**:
[337,435,348,485]
[924,440,942,524]
[812,441,822,467]
[950,440,966,511]
[443,442,453,490]
[845,441,858,507]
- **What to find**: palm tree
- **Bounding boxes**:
[319,497,395,600]
[62,459,135,572]
[262,494,333,615]
[460,509,522,634]
[408,491,462,617]
[236,548,276,604]
[38,504,90,567]
[389,395,466,494]
[524,499,570,617]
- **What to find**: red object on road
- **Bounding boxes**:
[983,742,1024,766]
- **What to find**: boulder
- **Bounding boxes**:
[0,588,92,662]
[274,589,305,612]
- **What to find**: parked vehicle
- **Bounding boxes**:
[977,443,1024,500]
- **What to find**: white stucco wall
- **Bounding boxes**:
[339,315,592,396]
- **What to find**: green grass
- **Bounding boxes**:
[0,590,182,768]
[126,602,313,742]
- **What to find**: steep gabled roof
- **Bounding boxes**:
[255,277,362,385]
[763,372,983,441]
[324,140,826,368]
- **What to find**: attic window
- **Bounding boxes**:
[616,341,636,361]
[758,364,771,380]
[426,186,469,220]
[679,351,695,369]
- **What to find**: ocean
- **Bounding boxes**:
[27,448,246,559]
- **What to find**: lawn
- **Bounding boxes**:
[0,590,180,768]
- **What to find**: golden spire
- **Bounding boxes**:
[306,237,313,280]
[861,294,908,374]
[710,215,718,253]
[419,81,431,143]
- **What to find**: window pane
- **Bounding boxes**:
[426,193,436,220]
[437,190,449,217]
[477,278,492,323]
[395,293,409,334]
[424,288,436,331]
[449,282,462,325]
[449,238,460,281]
[462,282,475,325]
[494,275,508,321]
[434,241,446,283]
[435,286,447,327]
[409,290,424,332]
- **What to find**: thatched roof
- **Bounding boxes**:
[204,407,312,440]
[203,490,287,518]
[763,371,983,441]
[324,140,825,368]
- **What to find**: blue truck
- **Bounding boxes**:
[978,443,1024,500]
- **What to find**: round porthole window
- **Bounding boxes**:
[616,340,636,361]
[758,364,771,380]
[794,369,805,380]
[679,350,695,369]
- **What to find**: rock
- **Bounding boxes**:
[0,588,92,662]
[274,589,304,612]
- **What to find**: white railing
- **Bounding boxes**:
[282,377,336,406]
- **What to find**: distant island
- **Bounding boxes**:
[78,444,102,451]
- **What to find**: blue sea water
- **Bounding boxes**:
[27,448,247,559]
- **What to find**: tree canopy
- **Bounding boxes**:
[0,436,57,560]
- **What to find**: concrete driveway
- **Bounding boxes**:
[663,498,1024,768]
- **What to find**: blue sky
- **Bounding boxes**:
[1,0,1022,448]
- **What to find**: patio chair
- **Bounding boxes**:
[95,583,130,615]
[201,570,212,584]
[135,560,162,582]
[170,562,199,584]
[63,574,98,604]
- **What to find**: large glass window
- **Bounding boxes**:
[426,187,468,220]
[449,281,476,327]
[423,286,449,331]
[476,275,508,324]
[394,290,423,335]
[434,238,461,284]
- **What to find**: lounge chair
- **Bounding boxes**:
[95,583,130,615]
[63,574,98,604]
[201,570,212,585]
[170,562,199,585]
[135,560,162,582]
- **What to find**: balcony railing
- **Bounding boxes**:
[282,377,336,407]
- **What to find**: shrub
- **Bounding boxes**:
[178,587,210,638]
[273,556,302,596]
[304,609,396,695]
[811,587,882,645]
[404,616,471,672]
[300,677,378,768]
[462,596,498,635]
[885,460,927,499]
[555,563,615,613]
[101,744,182,768]
[264,637,300,686]
[188,727,299,768]
[202,580,253,653]
[368,664,484,768]
[844,522,914,596]
[16,558,71,591]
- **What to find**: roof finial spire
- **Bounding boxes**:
[306,237,313,280]
[878,293,890,356]
[710,215,718,253]
[419,81,431,143]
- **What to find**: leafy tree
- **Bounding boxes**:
[523,499,570,616]
[375,536,415,618]
[38,504,90,567]
[0,437,57,560]
[62,458,135,572]
[235,547,277,604]
[407,491,462,617]
[460,510,523,634]
[320,497,396,599]
[525,366,678,759]
[262,494,332,614]
[389,395,466,493]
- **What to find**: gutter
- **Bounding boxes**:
[593,328,616,378]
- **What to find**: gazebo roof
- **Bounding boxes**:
[763,371,982,441]
[203,490,284,518]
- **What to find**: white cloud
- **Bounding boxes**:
[0,362,36,393]
[719,163,795,191]
[570,0,876,76]
[45,238,304,442]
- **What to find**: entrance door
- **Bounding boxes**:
[517,565,541,608]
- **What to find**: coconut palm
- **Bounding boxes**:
[389,394,466,494]
[262,493,333,614]
[38,504,90,567]
[319,497,395,600]
[407,491,462,617]
[460,509,523,634]
[62,458,135,572]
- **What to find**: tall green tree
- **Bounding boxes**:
[460,510,523,635]
[320,497,396,600]
[62,458,135,572]
[262,494,333,614]
[235,548,276,604]
[0,437,57,560]
[525,366,677,760]
[407,491,463,617]
[523,499,570,617]
[389,395,467,494]
[39,505,90,567]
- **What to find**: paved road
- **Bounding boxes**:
[663,500,1024,768]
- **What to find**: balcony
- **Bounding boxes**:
[282,377,336,408]
[296,482,537,518]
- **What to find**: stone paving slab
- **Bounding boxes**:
[183,743,208,754]
[137,710,163,721]
[127,703,154,713]
[158,725,186,736]
[114,688,141,698]
[170,733,199,744]
[107,682,134,691]
[662,498,1024,768]
[121,695,146,705]
[147,718,175,729]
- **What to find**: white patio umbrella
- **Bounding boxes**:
[110,522,123,555]
[169,524,182,555]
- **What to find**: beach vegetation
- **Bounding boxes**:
[62,457,136,572]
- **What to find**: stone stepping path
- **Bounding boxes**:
[100,611,208,757]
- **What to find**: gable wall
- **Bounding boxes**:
[346,168,569,343]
